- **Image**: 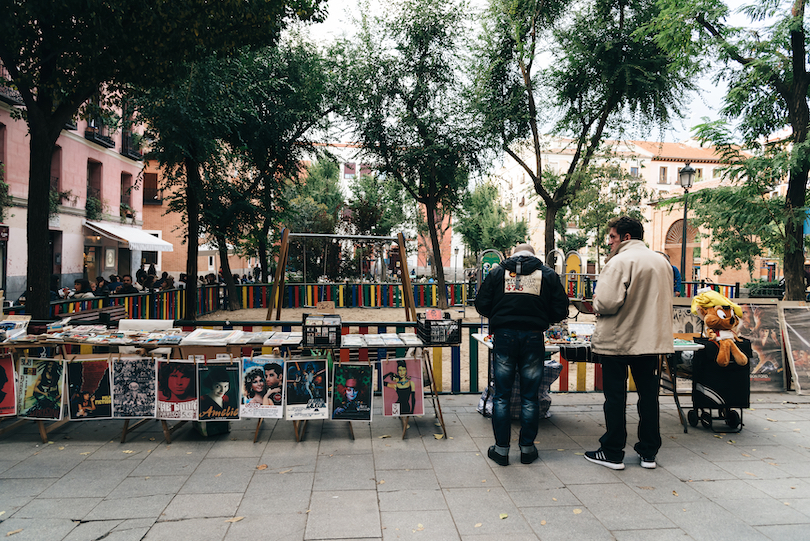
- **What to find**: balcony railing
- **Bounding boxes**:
[0,65,23,106]
[121,130,143,160]
[143,186,163,205]
[84,125,115,149]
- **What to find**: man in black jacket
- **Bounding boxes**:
[475,244,569,466]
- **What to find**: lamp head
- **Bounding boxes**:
[679,162,696,189]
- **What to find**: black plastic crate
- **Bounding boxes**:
[416,312,461,345]
[301,313,342,348]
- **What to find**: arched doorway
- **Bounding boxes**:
[665,219,700,281]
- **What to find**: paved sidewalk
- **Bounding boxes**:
[2,392,810,541]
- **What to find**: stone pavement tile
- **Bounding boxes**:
[130,447,205,477]
[374,444,430,471]
[521,504,615,541]
[319,424,374,455]
[378,489,447,512]
[0,476,56,497]
[144,517,231,541]
[15,496,101,519]
[0,459,22,475]
[107,474,187,498]
[756,524,810,541]
[491,461,565,492]
[460,534,540,541]
[538,449,623,485]
[376,469,439,492]
[510,487,581,508]
[443,487,533,536]
[782,498,810,519]
[85,494,174,520]
[0,452,85,479]
[567,483,675,530]
[223,513,309,541]
[430,452,501,489]
[0,517,78,541]
[612,528,693,540]
[748,444,810,463]
[314,453,376,491]
[716,497,810,526]
[270,418,324,442]
[161,493,243,520]
[616,465,705,504]
[547,412,606,436]
[241,471,313,514]
[456,413,492,439]
[179,457,259,494]
[748,408,806,422]
[204,434,268,458]
[41,460,138,498]
[714,459,794,480]
[305,490,381,539]
[745,478,810,499]
[689,479,771,500]
[534,421,581,450]
[655,500,769,541]
[380,509,460,540]
[84,439,161,460]
[62,519,124,541]
[260,440,320,473]
[657,449,738,482]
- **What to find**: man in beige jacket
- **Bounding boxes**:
[585,216,674,470]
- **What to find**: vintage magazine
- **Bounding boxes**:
[156,360,198,420]
[241,355,284,419]
[737,300,786,391]
[198,361,241,421]
[284,357,328,421]
[112,357,157,419]
[67,358,113,420]
[331,363,373,421]
[381,358,424,417]
[17,357,64,420]
[0,354,16,417]
[781,303,810,394]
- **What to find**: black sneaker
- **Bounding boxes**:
[637,453,656,469]
[488,445,509,466]
[584,449,625,470]
[520,447,539,464]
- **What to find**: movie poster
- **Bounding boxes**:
[241,356,284,419]
[737,301,785,391]
[17,357,64,420]
[331,363,372,421]
[198,361,240,421]
[381,358,424,417]
[672,299,705,335]
[284,358,328,421]
[0,355,16,417]
[67,359,113,420]
[782,304,810,394]
[156,360,198,420]
[112,357,157,419]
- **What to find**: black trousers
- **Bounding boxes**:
[598,354,662,461]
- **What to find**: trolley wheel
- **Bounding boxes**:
[701,411,712,429]
[688,409,699,427]
[725,409,741,429]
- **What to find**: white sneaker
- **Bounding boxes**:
[638,453,656,469]
[584,449,625,470]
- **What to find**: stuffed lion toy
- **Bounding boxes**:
[691,289,748,368]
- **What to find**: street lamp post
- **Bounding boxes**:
[454,247,459,283]
[678,162,696,287]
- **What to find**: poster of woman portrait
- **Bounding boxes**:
[781,303,810,394]
[112,357,157,419]
[285,358,328,421]
[17,357,64,420]
[0,355,16,417]
[331,363,372,421]
[156,360,198,420]
[198,361,240,421]
[241,356,284,419]
[736,300,786,391]
[67,359,113,420]
[381,358,424,417]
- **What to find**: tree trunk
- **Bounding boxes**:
[543,203,560,260]
[216,233,240,310]
[424,202,449,309]
[26,123,60,320]
[258,219,271,283]
[184,158,201,320]
[784,169,808,300]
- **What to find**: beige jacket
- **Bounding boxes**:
[592,239,674,356]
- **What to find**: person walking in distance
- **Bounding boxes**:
[585,216,674,470]
[475,243,569,466]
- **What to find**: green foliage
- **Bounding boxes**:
[0,164,10,223]
[456,182,528,255]
[345,173,410,237]
[85,195,103,221]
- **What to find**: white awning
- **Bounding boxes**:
[84,221,174,252]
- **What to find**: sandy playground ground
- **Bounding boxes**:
[198,305,597,394]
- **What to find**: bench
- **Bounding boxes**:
[62,305,128,325]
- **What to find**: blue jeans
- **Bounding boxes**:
[491,329,546,448]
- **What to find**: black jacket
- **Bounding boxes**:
[474,254,569,331]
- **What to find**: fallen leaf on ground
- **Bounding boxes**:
[672,491,679,497]
[415,524,424,531]
[123,450,134,454]
[499,513,508,520]
[58,446,64,450]
[378,480,385,484]
[573,509,582,515]
[224,517,243,523]
[474,523,482,528]
[552,498,557,501]
[379,435,391,439]
[6,529,23,536]
[279,469,292,474]
[434,434,444,440]
[215,473,222,477]
[744,472,756,477]
[80,452,90,455]
[540,520,547,525]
